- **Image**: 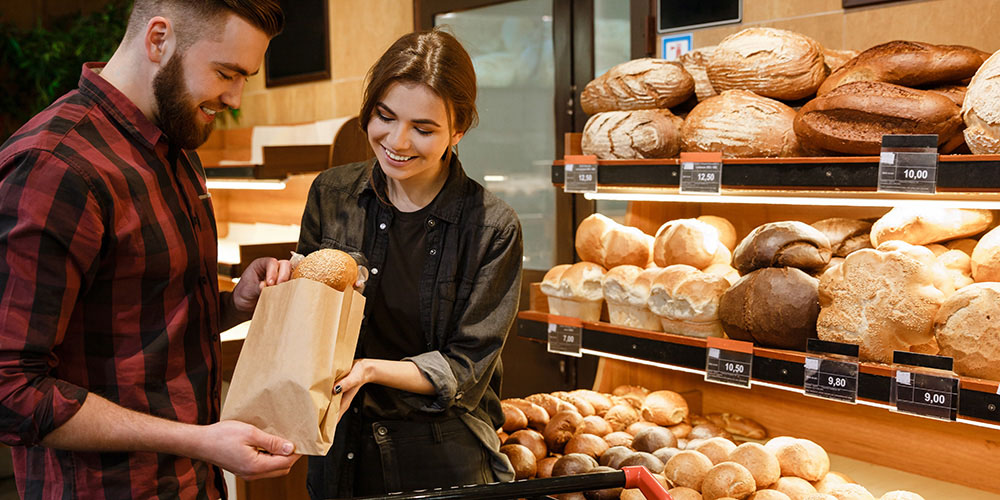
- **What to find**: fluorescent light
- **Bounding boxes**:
[206,179,287,191]
[583,191,1000,209]
[483,175,507,182]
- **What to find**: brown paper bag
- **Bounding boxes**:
[221,278,365,455]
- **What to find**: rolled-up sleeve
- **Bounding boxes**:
[403,221,523,412]
[0,150,98,446]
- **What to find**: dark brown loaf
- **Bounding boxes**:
[500,444,537,480]
[795,81,963,155]
[564,433,610,460]
[719,267,820,350]
[811,218,873,258]
[733,221,832,275]
[707,27,828,100]
[631,426,678,453]
[582,109,683,160]
[544,410,585,453]
[552,453,599,477]
[581,58,695,114]
[818,41,989,95]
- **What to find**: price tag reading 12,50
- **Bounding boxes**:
[547,321,583,357]
[679,151,723,194]
[563,155,599,194]
[877,134,938,194]
[705,337,753,388]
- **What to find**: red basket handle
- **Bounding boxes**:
[622,466,672,500]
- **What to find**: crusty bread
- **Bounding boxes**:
[581,58,695,114]
[937,249,974,292]
[680,46,718,102]
[682,90,802,158]
[640,390,689,426]
[582,109,683,160]
[604,225,655,268]
[708,27,828,101]
[972,225,1000,281]
[647,264,730,338]
[728,442,780,490]
[719,267,820,350]
[766,437,830,482]
[811,218,872,258]
[603,265,662,331]
[818,41,989,95]
[962,49,1000,154]
[654,218,730,269]
[292,248,358,291]
[870,208,993,247]
[823,48,858,73]
[934,282,1000,380]
[698,215,738,251]
[794,81,963,155]
[926,84,967,108]
[733,221,832,275]
[541,262,607,321]
[576,213,617,265]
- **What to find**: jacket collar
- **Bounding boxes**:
[78,62,165,151]
[360,154,468,225]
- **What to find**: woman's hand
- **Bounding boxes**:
[335,359,370,422]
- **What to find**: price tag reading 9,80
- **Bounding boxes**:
[705,338,753,388]
[804,356,859,403]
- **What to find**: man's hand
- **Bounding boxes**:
[197,420,301,481]
[232,257,292,315]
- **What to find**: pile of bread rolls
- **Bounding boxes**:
[579,27,1000,159]
[541,208,1000,381]
[499,385,923,500]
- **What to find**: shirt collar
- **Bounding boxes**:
[77,62,165,150]
[360,154,468,225]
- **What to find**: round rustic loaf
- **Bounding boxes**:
[972,225,1000,281]
[583,109,683,160]
[581,58,695,114]
[934,282,1000,380]
[733,221,832,275]
[963,49,1000,154]
[682,90,801,158]
[292,248,358,291]
[680,46,719,101]
[708,27,828,101]
[719,267,820,350]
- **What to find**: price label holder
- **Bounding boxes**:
[547,317,583,357]
[803,338,860,404]
[705,337,753,388]
[563,155,599,194]
[891,351,959,421]
[679,152,723,194]
[877,134,938,194]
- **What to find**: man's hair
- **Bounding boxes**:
[125,0,284,49]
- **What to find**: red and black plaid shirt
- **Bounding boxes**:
[0,63,226,499]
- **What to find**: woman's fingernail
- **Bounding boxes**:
[281,443,293,454]
[334,385,342,394]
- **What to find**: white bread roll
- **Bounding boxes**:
[962,49,1000,154]
[870,208,993,247]
[971,225,1000,282]
[813,472,852,494]
[751,491,792,500]
[603,265,662,331]
[581,58,695,114]
[654,218,730,269]
[604,225,655,269]
[582,109,683,160]
[648,264,730,338]
[680,46,718,102]
[541,262,607,321]
[826,484,875,500]
[768,438,829,481]
[879,492,924,500]
[707,27,828,101]
[934,282,1000,380]
[773,476,818,499]
[681,90,801,158]
[729,442,781,490]
[817,244,946,362]
[576,213,616,265]
[699,215,738,251]
[936,249,974,292]
[665,450,715,491]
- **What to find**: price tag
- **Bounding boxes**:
[563,155,599,193]
[547,322,583,357]
[891,351,959,421]
[679,152,723,194]
[877,134,938,194]
[705,337,753,388]
[804,339,860,403]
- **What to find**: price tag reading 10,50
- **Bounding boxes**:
[705,337,753,388]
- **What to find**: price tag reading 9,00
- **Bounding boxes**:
[893,370,959,421]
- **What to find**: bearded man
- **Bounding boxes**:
[0,2,299,499]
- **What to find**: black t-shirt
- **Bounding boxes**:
[359,202,434,419]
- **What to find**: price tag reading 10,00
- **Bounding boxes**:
[705,337,753,388]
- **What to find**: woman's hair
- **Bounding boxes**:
[360,29,479,162]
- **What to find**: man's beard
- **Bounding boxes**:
[152,52,215,150]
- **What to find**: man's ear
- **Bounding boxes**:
[144,16,174,64]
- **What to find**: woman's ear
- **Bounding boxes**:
[144,16,174,64]
[450,130,465,148]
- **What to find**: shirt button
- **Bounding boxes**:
[429,249,437,256]
[379,222,387,231]
[371,267,379,275]
[353,407,359,414]
[347,452,355,460]
[376,426,387,436]
[426,218,436,227]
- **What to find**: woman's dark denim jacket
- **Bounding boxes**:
[297,155,522,485]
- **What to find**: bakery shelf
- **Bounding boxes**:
[516,310,1000,430]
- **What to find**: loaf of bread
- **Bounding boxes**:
[823,48,858,73]
[680,46,718,102]
[945,238,979,256]
[719,267,820,350]
[682,90,802,158]
[707,27,827,101]
[933,282,1000,381]
[927,84,967,107]
[582,109,683,160]
[794,81,964,155]
[765,437,830,482]
[818,41,989,95]
[647,264,730,338]
[972,225,1000,282]
[576,213,617,265]
[698,215,738,251]
[811,218,872,258]
[540,262,607,322]
[817,244,946,362]
[962,49,1000,154]
[937,249,974,291]
[870,208,993,247]
[581,58,695,114]
[603,265,663,331]
[653,218,731,269]
[292,248,358,291]
[575,213,654,268]
[733,221,832,275]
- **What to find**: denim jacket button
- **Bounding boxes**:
[376,426,387,436]
[379,222,387,231]
[426,218,436,228]
[371,267,379,275]
[429,248,437,256]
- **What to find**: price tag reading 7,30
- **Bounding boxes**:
[547,320,583,357]
[705,337,753,388]
[679,152,723,194]
[563,155,599,194]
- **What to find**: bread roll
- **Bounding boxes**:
[505,428,547,461]
[503,398,550,432]
[601,445,634,468]
[825,484,875,500]
[500,444,537,480]
[705,413,768,440]
[604,225,655,268]
[734,221,832,275]
[571,390,614,416]
[817,245,946,362]
[729,442,781,489]
[669,487,705,500]
[665,450,715,490]
[632,426,678,453]
[541,262,607,322]
[537,456,559,478]
[769,438,829,481]
[699,215,738,251]
[582,109,683,160]
[502,403,528,432]
[937,249,974,291]
[871,208,993,247]
[604,403,640,432]
[619,451,666,473]
[565,433,610,460]
[962,49,1000,154]
[879,492,925,500]
[933,282,1000,380]
[654,219,730,269]
[581,58,695,114]
[526,392,571,417]
[292,248,358,291]
[719,267,820,350]
[682,90,801,158]
[604,431,636,449]
[813,472,852,494]
[752,491,792,500]
[576,214,616,265]
[774,476,818,499]
[544,411,585,453]
[795,81,963,155]
[627,420,658,436]
[681,46,719,102]
[689,422,733,441]
[603,265,663,331]
[972,225,1000,281]
[575,415,613,437]
[648,265,730,338]
[695,437,738,465]
[819,41,989,95]
[811,218,872,258]
[823,48,858,73]
[640,390,689,426]
[701,461,757,500]
[708,27,827,101]
[552,453,599,477]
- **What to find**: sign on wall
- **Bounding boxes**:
[661,33,693,61]
[658,0,741,33]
